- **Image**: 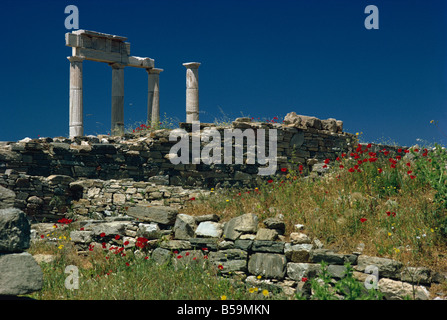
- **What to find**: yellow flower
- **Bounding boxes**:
[388,232,392,236]
[257,275,262,280]
[221,295,227,300]
[394,248,400,254]
[249,287,256,293]
[430,120,434,124]
[356,132,359,136]
[262,289,269,297]
[58,245,64,250]
[430,228,434,233]
[226,199,229,202]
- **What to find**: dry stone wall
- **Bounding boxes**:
[39,209,445,300]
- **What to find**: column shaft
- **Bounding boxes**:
[68,56,84,138]
[110,63,125,136]
[147,68,163,129]
[183,62,201,123]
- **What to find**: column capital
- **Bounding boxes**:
[67,56,84,63]
[109,62,126,69]
[146,68,164,75]
[183,62,201,69]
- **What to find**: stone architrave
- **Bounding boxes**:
[183,62,200,123]
[68,56,84,137]
[147,68,163,128]
[110,63,125,136]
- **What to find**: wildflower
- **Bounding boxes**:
[339,165,344,169]
[301,277,308,282]
[281,167,287,173]
[407,170,413,175]
[267,179,273,183]
[249,287,256,293]
[406,162,411,167]
[262,290,269,297]
[115,234,120,240]
[218,264,224,270]
[125,262,130,266]
[58,245,64,250]
[124,240,129,246]
[185,252,190,256]
[360,218,367,223]
[324,159,330,164]
[40,234,44,239]
[221,295,227,300]
[177,255,183,259]
[257,275,262,280]
[144,256,149,260]
[80,227,84,231]
[348,168,355,173]
[410,175,416,179]
[100,232,106,238]
[189,197,196,201]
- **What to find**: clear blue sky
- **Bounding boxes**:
[1,0,446,147]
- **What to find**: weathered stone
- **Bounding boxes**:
[252,240,284,253]
[195,214,220,223]
[255,228,278,241]
[0,208,30,252]
[284,243,313,263]
[136,223,160,240]
[209,249,248,273]
[378,278,430,300]
[400,266,432,285]
[234,239,253,251]
[0,186,15,209]
[70,230,94,243]
[195,221,223,238]
[159,240,191,250]
[0,252,43,295]
[152,247,172,265]
[327,264,347,279]
[287,262,322,281]
[90,221,129,237]
[310,249,357,265]
[173,214,196,240]
[223,213,258,240]
[46,175,75,185]
[127,205,178,225]
[189,238,219,251]
[289,232,311,244]
[248,253,287,280]
[356,255,403,279]
[262,217,285,234]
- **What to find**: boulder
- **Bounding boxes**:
[0,252,43,295]
[355,255,403,279]
[284,243,313,262]
[136,223,161,240]
[287,262,322,281]
[0,208,30,252]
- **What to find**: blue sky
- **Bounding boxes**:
[1,0,446,147]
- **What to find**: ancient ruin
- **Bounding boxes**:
[66,30,162,137]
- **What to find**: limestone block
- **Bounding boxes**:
[378,278,430,300]
[195,221,223,238]
[248,253,287,280]
[127,205,178,225]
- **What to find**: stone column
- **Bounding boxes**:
[146,68,163,129]
[183,62,201,123]
[68,56,84,138]
[110,63,125,136]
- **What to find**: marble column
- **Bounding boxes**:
[146,68,163,129]
[110,63,125,136]
[183,62,200,123]
[68,56,84,138]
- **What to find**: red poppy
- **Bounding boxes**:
[410,175,416,179]
[40,234,44,239]
[80,227,84,231]
[281,168,288,173]
[407,170,412,175]
[189,197,196,201]
[414,149,419,152]
[144,256,149,260]
[125,262,130,266]
[378,168,383,173]
[324,159,330,164]
[100,232,106,237]
[406,162,411,167]
[398,148,402,153]
[268,179,273,183]
[124,241,129,246]
[390,164,396,169]
[360,218,367,223]
[322,165,327,169]
[404,149,410,153]
[218,264,224,270]
[177,255,183,259]
[339,165,344,169]
[367,143,372,148]
[115,235,120,240]
[302,277,308,282]
[348,168,355,173]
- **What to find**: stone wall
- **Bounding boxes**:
[0,113,357,190]
[42,209,445,300]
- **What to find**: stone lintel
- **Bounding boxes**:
[183,62,201,69]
